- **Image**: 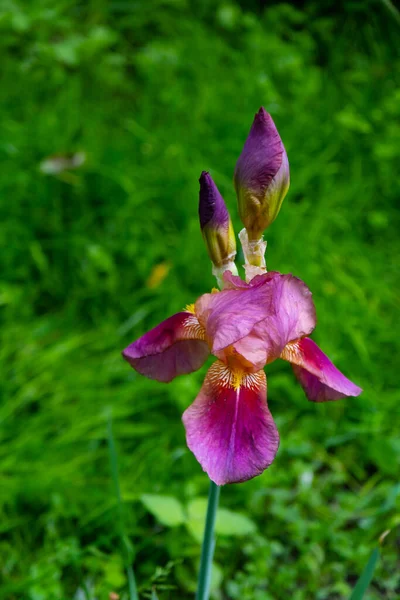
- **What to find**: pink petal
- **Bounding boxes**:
[222,270,250,289]
[182,361,279,485]
[281,337,362,402]
[195,284,275,354]
[240,274,316,365]
[222,269,279,290]
[228,336,271,372]
[122,312,209,383]
[196,273,316,367]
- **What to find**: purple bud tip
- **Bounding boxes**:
[235,108,283,189]
[255,106,271,125]
[251,107,280,148]
[199,171,229,231]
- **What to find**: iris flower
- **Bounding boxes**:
[122,108,362,486]
[122,270,361,485]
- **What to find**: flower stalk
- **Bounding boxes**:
[196,481,221,600]
[121,106,364,600]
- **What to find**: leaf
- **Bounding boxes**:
[103,554,126,588]
[349,548,379,600]
[141,494,185,527]
[210,562,223,592]
[216,508,257,536]
[186,498,257,542]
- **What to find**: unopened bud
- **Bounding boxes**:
[234,108,289,241]
[199,171,236,268]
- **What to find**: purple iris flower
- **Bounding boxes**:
[122,270,361,485]
[122,108,362,485]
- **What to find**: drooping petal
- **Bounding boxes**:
[122,311,209,383]
[281,337,362,402]
[195,272,316,368]
[182,361,279,485]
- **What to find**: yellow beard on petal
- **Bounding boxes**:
[231,366,245,390]
[280,339,301,363]
[207,360,266,393]
[184,303,196,314]
[180,304,207,341]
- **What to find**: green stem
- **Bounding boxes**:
[196,481,221,600]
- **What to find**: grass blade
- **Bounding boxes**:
[349,548,380,600]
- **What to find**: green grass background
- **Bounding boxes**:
[1,0,399,598]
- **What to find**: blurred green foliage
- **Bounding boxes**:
[1,0,399,598]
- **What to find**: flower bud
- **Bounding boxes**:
[199,171,236,270]
[234,108,289,241]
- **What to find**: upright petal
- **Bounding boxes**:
[222,269,279,290]
[122,311,209,383]
[242,274,316,364]
[222,270,251,290]
[195,272,316,367]
[195,281,275,356]
[182,361,279,485]
[281,337,362,402]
